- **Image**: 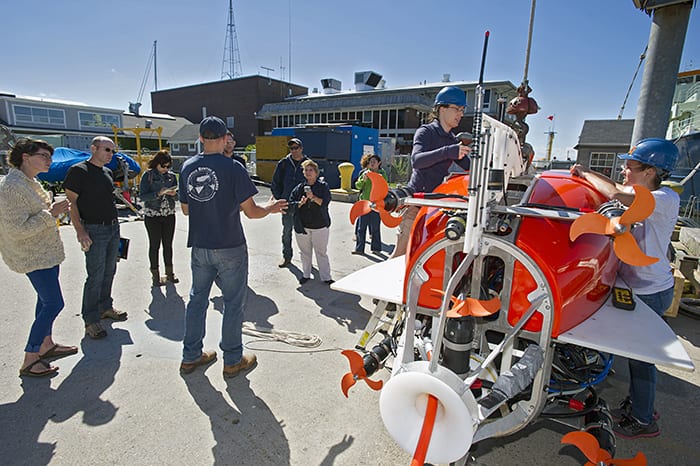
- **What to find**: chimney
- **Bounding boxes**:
[442,73,451,82]
[354,71,382,91]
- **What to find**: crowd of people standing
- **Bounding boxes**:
[0,93,683,443]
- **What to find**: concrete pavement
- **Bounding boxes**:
[1,186,699,465]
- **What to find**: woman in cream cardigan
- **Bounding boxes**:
[0,138,76,377]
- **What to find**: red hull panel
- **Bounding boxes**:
[404,171,617,337]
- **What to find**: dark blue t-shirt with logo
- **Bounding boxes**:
[179,153,257,249]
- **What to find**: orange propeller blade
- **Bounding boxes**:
[447,297,502,318]
[350,200,372,224]
[611,453,647,466]
[561,431,611,464]
[613,232,659,267]
[340,372,357,398]
[569,212,615,242]
[379,209,403,228]
[367,171,388,202]
[620,185,655,225]
[340,349,383,397]
[430,289,501,318]
[561,431,647,466]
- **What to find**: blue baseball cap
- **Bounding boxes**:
[199,116,227,140]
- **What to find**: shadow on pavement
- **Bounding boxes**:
[181,368,290,465]
[145,283,186,341]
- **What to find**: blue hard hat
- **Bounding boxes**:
[618,138,679,172]
[434,86,467,107]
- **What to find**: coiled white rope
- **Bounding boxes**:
[242,322,328,351]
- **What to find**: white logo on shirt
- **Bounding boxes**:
[186,167,219,202]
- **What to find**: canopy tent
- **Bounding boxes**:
[37,147,141,183]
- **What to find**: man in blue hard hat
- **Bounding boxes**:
[571,137,680,440]
[391,86,472,257]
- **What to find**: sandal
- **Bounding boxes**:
[40,344,78,360]
[19,359,58,378]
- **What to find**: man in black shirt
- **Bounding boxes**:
[64,136,128,339]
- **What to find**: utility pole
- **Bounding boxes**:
[221,0,243,80]
[631,2,692,144]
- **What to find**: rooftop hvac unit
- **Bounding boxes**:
[321,78,342,94]
[354,71,382,91]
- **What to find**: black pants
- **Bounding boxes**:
[144,214,176,269]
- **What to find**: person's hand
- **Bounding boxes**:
[165,187,178,196]
[77,231,93,252]
[457,144,471,160]
[298,195,308,207]
[269,199,288,213]
[570,164,587,178]
[49,199,70,218]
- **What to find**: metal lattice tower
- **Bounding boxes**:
[221,0,242,80]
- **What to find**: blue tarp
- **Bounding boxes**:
[37,147,141,183]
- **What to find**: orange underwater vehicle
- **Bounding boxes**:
[332,111,695,464]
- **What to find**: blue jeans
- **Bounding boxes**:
[25,265,65,353]
[281,212,294,261]
[183,245,248,366]
[81,223,120,324]
[355,211,381,253]
[628,286,674,424]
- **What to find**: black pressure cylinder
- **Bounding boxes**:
[442,316,475,378]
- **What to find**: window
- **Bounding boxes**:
[482,89,491,111]
[590,152,616,179]
[362,111,372,123]
[78,111,121,130]
[226,116,235,128]
[188,143,197,152]
[171,143,181,152]
[13,105,65,126]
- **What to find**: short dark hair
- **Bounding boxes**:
[148,149,172,170]
[8,138,54,168]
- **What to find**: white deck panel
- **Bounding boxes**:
[331,256,406,304]
[332,258,694,372]
[557,288,695,372]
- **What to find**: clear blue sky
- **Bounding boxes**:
[2,0,698,160]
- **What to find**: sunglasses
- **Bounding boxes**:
[161,164,171,169]
[100,146,117,153]
[288,145,300,150]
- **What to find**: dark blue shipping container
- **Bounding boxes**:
[271,125,379,182]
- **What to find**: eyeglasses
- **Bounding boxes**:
[446,105,466,114]
[32,151,52,160]
[100,146,117,153]
[288,145,300,150]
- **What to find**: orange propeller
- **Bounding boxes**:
[430,289,501,318]
[561,431,647,466]
[569,185,658,267]
[340,349,383,397]
[349,171,403,228]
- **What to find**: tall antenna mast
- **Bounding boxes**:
[221,0,243,80]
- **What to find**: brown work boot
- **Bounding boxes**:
[223,354,257,378]
[278,258,291,268]
[180,350,217,374]
[150,268,165,287]
[100,308,128,321]
[165,266,179,284]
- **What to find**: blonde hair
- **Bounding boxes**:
[301,159,319,173]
